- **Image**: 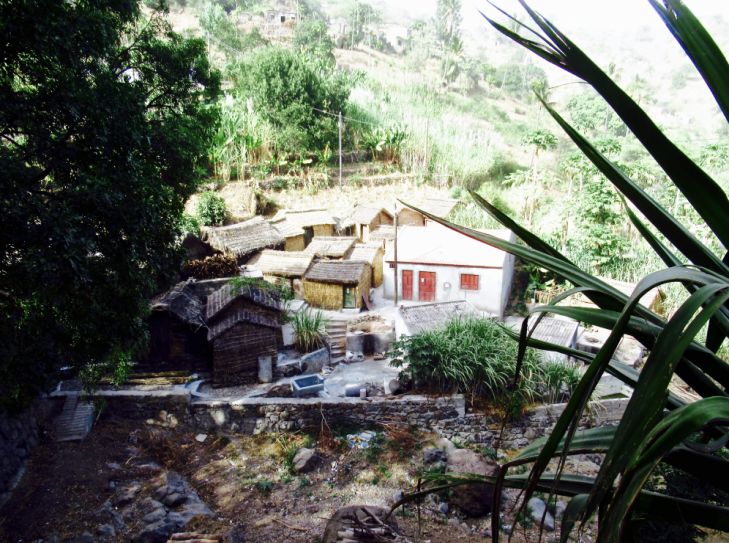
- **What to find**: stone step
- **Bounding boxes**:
[55,398,95,442]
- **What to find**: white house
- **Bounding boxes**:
[383,223,516,318]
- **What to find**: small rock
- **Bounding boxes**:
[113,483,141,506]
[133,518,175,543]
[106,462,122,471]
[446,449,499,517]
[527,497,555,531]
[438,502,449,514]
[139,497,165,514]
[195,433,208,443]
[292,447,318,473]
[423,447,447,464]
[142,507,167,524]
[96,523,116,538]
[68,532,95,543]
[161,492,187,508]
[555,500,567,521]
[393,489,405,503]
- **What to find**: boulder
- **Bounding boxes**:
[527,497,555,531]
[445,449,499,517]
[293,448,319,473]
[423,447,447,464]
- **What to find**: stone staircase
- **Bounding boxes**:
[324,316,350,363]
[54,393,95,442]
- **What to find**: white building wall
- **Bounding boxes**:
[383,264,509,318]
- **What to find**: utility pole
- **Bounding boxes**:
[338,111,343,188]
[424,117,429,173]
[394,201,399,305]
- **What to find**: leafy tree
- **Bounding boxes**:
[487,61,548,101]
[200,1,241,51]
[567,91,627,136]
[344,1,381,49]
[293,18,336,66]
[0,0,220,411]
[230,47,351,153]
[522,128,558,157]
[196,192,228,226]
[435,0,462,52]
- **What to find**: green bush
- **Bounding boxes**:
[291,309,328,353]
[195,191,227,226]
[389,317,547,416]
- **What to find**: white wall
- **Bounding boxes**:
[383,263,510,318]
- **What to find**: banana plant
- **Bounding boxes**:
[402,1,729,540]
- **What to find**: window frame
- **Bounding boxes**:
[460,273,480,291]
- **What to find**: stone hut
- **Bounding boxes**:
[347,243,385,288]
[346,206,394,242]
[146,279,211,372]
[303,260,371,310]
[202,216,285,263]
[304,236,357,259]
[255,249,314,298]
[206,281,283,386]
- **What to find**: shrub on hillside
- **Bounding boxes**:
[196,191,227,226]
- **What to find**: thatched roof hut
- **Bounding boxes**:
[146,279,210,372]
[303,260,371,310]
[202,216,285,262]
[345,205,394,242]
[206,281,282,322]
[255,250,314,298]
[397,197,460,226]
[304,236,357,259]
[271,208,337,241]
[347,243,385,287]
[269,218,306,251]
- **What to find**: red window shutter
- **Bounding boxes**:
[460,274,479,290]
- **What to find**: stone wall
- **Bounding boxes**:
[0,400,54,507]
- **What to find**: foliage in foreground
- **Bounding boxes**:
[389,317,580,416]
[0,0,220,411]
[406,1,729,541]
[291,309,328,354]
[195,191,228,226]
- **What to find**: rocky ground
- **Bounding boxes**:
[0,415,600,543]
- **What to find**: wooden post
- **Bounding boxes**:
[424,117,429,173]
[394,201,399,305]
[338,111,343,188]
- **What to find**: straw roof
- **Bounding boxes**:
[304,260,368,285]
[348,205,394,225]
[150,279,205,329]
[207,309,280,341]
[369,225,395,242]
[271,208,336,227]
[347,243,382,266]
[206,281,281,321]
[202,216,284,258]
[270,218,305,238]
[385,224,513,268]
[257,250,314,277]
[418,198,460,218]
[304,236,357,258]
[400,300,478,335]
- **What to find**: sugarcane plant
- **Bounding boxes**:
[403,1,729,541]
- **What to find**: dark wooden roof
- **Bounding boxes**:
[207,309,280,341]
[304,260,368,285]
[150,279,205,329]
[206,281,281,321]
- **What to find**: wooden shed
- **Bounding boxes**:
[255,249,314,298]
[304,236,357,259]
[346,206,394,242]
[271,208,337,246]
[146,280,211,372]
[303,260,371,310]
[202,216,285,263]
[347,243,385,288]
[206,281,283,386]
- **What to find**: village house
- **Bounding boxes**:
[270,218,306,251]
[383,223,516,318]
[270,209,337,247]
[368,225,395,251]
[202,216,285,263]
[343,206,394,242]
[304,236,357,259]
[146,279,211,373]
[396,197,460,227]
[252,249,314,298]
[206,281,283,386]
[303,260,371,310]
[347,242,385,288]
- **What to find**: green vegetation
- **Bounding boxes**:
[291,309,328,353]
[389,317,580,416]
[0,0,220,411]
[426,2,729,540]
[196,191,228,226]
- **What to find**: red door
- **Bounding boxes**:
[419,271,436,301]
[401,270,413,300]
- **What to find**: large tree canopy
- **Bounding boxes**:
[0,0,221,411]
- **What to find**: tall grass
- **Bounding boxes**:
[291,309,328,353]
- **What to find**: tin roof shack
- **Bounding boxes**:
[347,243,385,288]
[304,236,357,259]
[254,250,314,298]
[203,216,285,263]
[346,206,394,242]
[271,209,337,247]
[304,260,371,310]
[146,280,211,373]
[397,198,460,227]
[384,224,516,318]
[206,282,284,386]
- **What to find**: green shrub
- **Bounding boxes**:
[291,309,328,353]
[195,191,227,226]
